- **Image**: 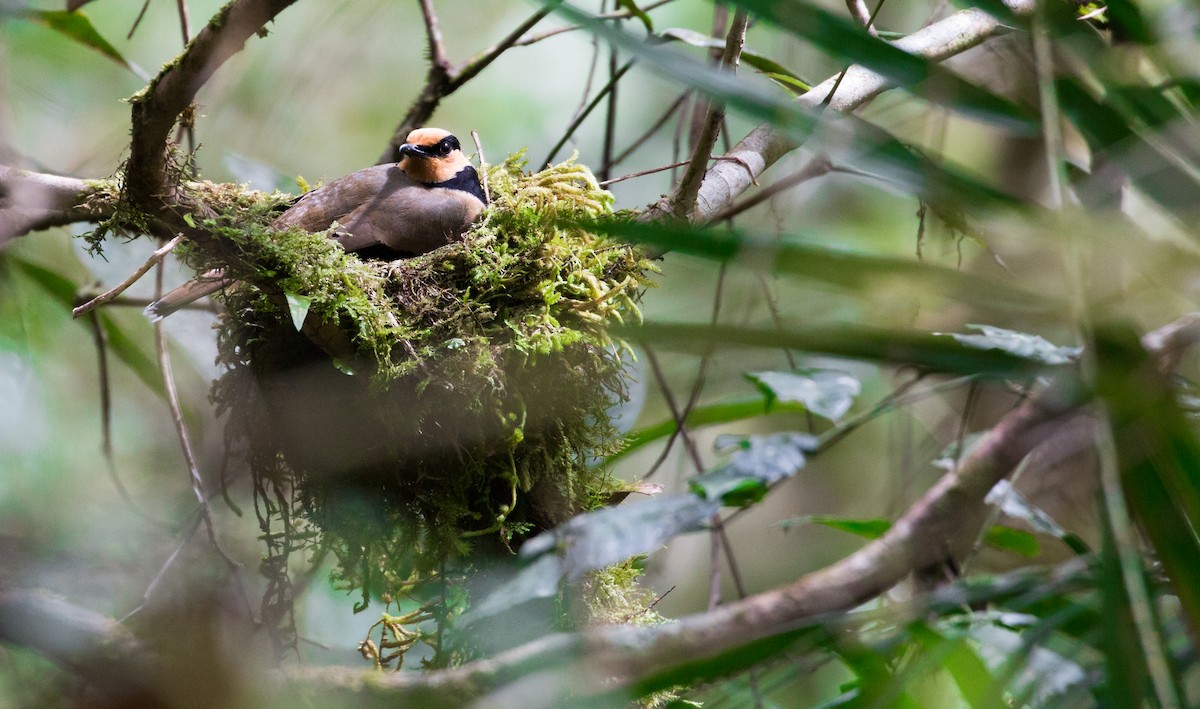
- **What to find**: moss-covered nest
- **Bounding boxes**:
[196,153,653,642]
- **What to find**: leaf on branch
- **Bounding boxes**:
[690,432,817,506]
[746,369,861,421]
[659,27,812,94]
[25,10,142,78]
[284,292,312,332]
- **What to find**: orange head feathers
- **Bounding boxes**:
[398,128,472,184]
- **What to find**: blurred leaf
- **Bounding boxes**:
[24,9,140,76]
[284,292,311,331]
[466,494,720,624]
[728,0,1038,132]
[66,0,97,9]
[911,625,999,709]
[659,27,811,94]
[983,526,1039,558]
[1094,323,1200,637]
[6,254,76,307]
[591,220,1055,314]
[690,432,817,505]
[942,324,1081,364]
[620,322,1047,378]
[97,312,167,401]
[746,369,861,421]
[551,2,1026,213]
[986,480,1090,554]
[1058,79,1200,220]
[610,396,807,463]
[779,514,891,539]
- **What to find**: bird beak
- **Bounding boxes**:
[399,143,433,159]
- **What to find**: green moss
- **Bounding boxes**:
[196,153,654,652]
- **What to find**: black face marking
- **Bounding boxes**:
[435,136,460,156]
[433,165,487,204]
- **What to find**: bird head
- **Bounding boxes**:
[398,128,472,184]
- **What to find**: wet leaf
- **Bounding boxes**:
[284,292,311,331]
[942,324,1080,365]
[746,369,861,421]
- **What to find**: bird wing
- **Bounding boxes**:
[273,165,483,258]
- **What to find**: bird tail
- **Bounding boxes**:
[144,272,233,321]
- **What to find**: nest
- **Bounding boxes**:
[198,153,653,649]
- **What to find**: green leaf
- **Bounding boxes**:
[983,525,1040,558]
[1094,323,1200,637]
[619,322,1047,378]
[590,220,1056,315]
[284,292,311,331]
[690,433,817,505]
[942,324,1081,364]
[779,514,892,539]
[985,480,1090,554]
[728,0,1038,133]
[465,493,720,624]
[609,396,807,463]
[746,369,861,421]
[659,27,812,94]
[24,10,140,77]
[549,2,1025,213]
[1058,80,1200,219]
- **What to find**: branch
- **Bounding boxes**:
[0,166,115,246]
[125,0,297,211]
[671,9,749,220]
[654,0,1036,225]
[378,2,561,164]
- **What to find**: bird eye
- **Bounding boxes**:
[438,141,452,156]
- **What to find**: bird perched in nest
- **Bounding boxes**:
[146,127,487,320]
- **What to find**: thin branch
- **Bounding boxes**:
[707,154,834,222]
[378,3,562,163]
[512,0,677,47]
[671,10,749,220]
[600,42,621,182]
[612,91,691,168]
[846,0,879,35]
[417,0,451,73]
[125,0,298,211]
[152,261,250,620]
[470,130,490,203]
[654,0,1036,226]
[72,236,182,318]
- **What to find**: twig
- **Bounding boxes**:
[612,91,691,168]
[72,236,182,319]
[378,2,562,163]
[671,9,749,220]
[86,312,169,527]
[152,260,251,619]
[175,0,193,45]
[600,42,621,182]
[644,348,704,472]
[846,0,880,35]
[543,60,636,167]
[706,155,834,222]
[512,0,677,46]
[417,0,451,73]
[600,155,755,186]
[127,0,152,39]
[470,130,490,204]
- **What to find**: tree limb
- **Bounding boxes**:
[0,167,114,246]
[125,0,297,211]
[667,0,1036,225]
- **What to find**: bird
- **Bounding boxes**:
[145,127,487,320]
